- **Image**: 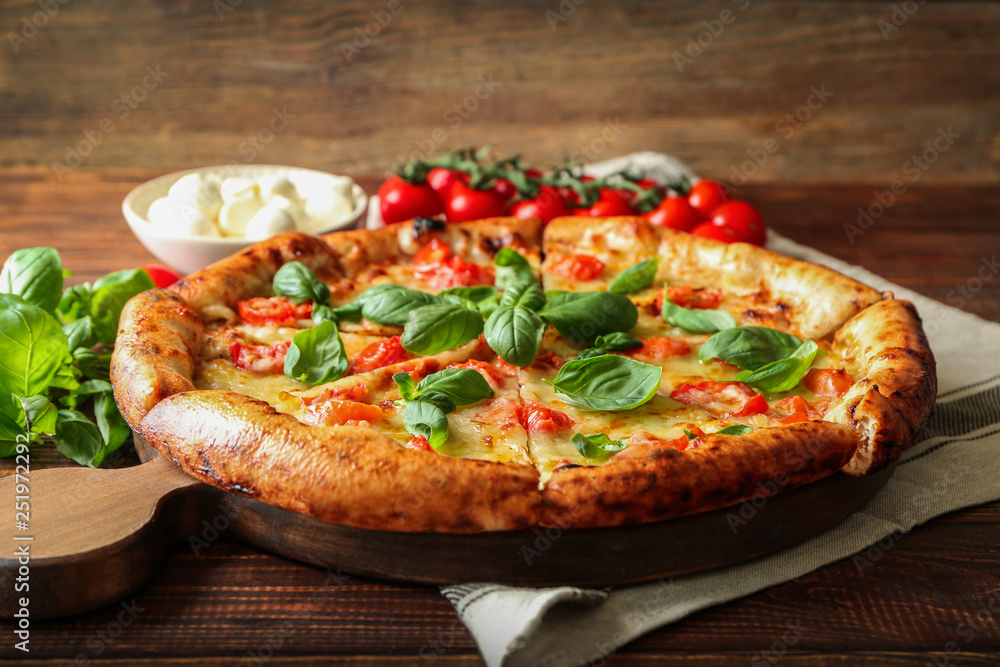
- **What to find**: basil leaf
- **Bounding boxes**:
[93,387,131,456]
[500,281,546,311]
[661,297,735,335]
[57,283,92,322]
[402,399,451,450]
[361,286,443,326]
[284,320,349,385]
[715,424,752,436]
[0,247,64,314]
[697,326,805,370]
[484,305,546,367]
[310,304,338,325]
[476,293,502,320]
[53,409,105,467]
[414,390,457,414]
[608,258,659,295]
[0,400,23,453]
[393,372,416,401]
[439,286,497,303]
[401,303,484,355]
[71,347,110,382]
[411,368,493,406]
[544,354,662,411]
[0,294,71,398]
[273,261,330,306]
[736,339,819,393]
[494,248,536,289]
[540,291,638,343]
[593,332,643,351]
[90,269,156,343]
[571,432,628,458]
[12,394,57,434]
[63,316,97,350]
[441,293,479,311]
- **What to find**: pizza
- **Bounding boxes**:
[110,216,936,533]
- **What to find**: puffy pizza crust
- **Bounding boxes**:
[110,218,936,533]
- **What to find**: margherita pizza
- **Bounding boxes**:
[110,216,936,532]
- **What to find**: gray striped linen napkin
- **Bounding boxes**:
[437,153,1000,667]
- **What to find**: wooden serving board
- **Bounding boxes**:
[0,435,896,620]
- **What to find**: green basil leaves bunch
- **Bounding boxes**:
[544,354,662,411]
[697,326,819,392]
[272,262,350,386]
[0,247,155,466]
[393,369,494,449]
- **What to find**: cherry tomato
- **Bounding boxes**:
[413,238,452,272]
[350,335,408,373]
[665,286,723,310]
[141,263,182,288]
[491,177,518,201]
[670,380,767,417]
[645,196,703,232]
[412,239,493,289]
[508,186,572,224]
[773,395,813,424]
[237,297,311,326]
[691,222,741,243]
[405,434,433,451]
[306,398,383,426]
[574,187,636,217]
[549,253,606,281]
[444,180,508,222]
[378,176,443,225]
[630,336,692,359]
[558,175,596,206]
[230,340,290,373]
[426,167,464,197]
[687,180,730,217]
[709,201,767,246]
[519,400,574,433]
[803,368,853,397]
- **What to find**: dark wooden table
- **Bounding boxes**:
[0,170,998,665]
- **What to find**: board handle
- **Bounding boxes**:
[0,455,202,619]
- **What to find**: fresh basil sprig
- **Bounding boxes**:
[361,285,443,326]
[575,332,642,360]
[661,296,735,334]
[284,320,349,385]
[273,261,331,305]
[0,247,64,314]
[697,326,805,369]
[608,258,659,295]
[401,303,484,355]
[571,432,628,458]
[544,354,662,411]
[393,369,494,449]
[494,248,536,289]
[484,302,546,367]
[540,291,638,343]
[735,339,819,392]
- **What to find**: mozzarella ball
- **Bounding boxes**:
[168,173,223,220]
[259,175,301,205]
[220,177,259,201]
[147,197,181,228]
[176,204,221,237]
[244,205,296,240]
[303,185,354,228]
[218,195,264,236]
[268,195,308,229]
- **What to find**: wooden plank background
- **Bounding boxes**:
[0,0,997,184]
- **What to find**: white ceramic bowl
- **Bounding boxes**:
[122,165,368,275]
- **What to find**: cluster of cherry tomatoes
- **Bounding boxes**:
[376,149,767,246]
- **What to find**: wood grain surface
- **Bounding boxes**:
[0,1,997,184]
[1,0,999,663]
[0,172,998,665]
